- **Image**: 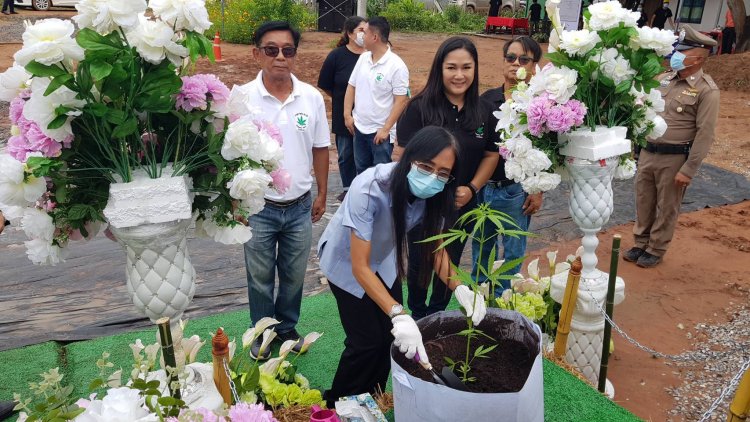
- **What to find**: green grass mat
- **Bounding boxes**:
[0,291,640,421]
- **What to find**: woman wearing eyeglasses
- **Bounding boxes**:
[471,35,543,291]
[394,36,500,320]
[317,126,486,406]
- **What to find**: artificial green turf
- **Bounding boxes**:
[1,291,640,421]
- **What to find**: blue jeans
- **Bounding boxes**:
[353,128,392,174]
[336,133,356,190]
[471,182,530,291]
[244,194,312,334]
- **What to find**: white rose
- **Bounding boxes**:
[149,0,212,33]
[648,115,668,139]
[126,14,188,66]
[228,169,272,203]
[258,132,284,166]
[212,223,253,245]
[631,26,678,56]
[515,67,527,81]
[241,195,267,216]
[518,148,553,174]
[74,0,147,35]
[506,135,533,156]
[614,158,637,180]
[21,207,55,241]
[222,116,262,160]
[521,171,561,194]
[0,154,47,207]
[504,159,526,182]
[587,1,627,31]
[0,64,31,102]
[510,82,532,111]
[645,88,665,112]
[530,64,578,104]
[23,77,85,143]
[73,387,155,422]
[25,238,66,265]
[594,48,636,85]
[560,29,601,56]
[14,19,84,67]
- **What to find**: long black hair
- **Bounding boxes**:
[336,16,365,48]
[409,36,483,131]
[386,126,460,289]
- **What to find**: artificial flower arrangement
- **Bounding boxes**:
[494,0,677,194]
[0,0,289,265]
[13,319,323,421]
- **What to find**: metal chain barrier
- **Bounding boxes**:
[577,282,750,420]
[221,357,240,404]
[697,358,750,422]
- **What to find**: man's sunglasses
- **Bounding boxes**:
[259,46,298,58]
[504,54,533,66]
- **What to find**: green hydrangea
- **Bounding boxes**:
[497,292,548,322]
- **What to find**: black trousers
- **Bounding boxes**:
[2,0,15,12]
[325,277,402,407]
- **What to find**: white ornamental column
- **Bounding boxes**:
[551,126,628,396]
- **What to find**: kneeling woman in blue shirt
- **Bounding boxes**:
[318,126,486,405]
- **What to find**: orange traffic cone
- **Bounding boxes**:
[213,32,223,62]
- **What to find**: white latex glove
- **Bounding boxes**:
[455,284,487,326]
[391,314,428,364]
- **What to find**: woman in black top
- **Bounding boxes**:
[317,16,366,202]
[395,36,500,319]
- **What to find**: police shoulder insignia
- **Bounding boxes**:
[702,73,719,90]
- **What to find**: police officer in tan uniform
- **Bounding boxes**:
[624,26,720,268]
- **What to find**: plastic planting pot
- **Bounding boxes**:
[391,309,544,422]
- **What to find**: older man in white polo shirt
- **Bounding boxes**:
[228,21,330,360]
[343,16,409,174]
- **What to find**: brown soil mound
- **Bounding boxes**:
[704,51,750,92]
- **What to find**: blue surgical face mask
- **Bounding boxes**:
[407,165,447,199]
[670,51,688,71]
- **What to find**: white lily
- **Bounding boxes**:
[181,334,204,364]
[257,329,276,357]
[129,339,145,362]
[527,257,540,281]
[546,250,558,275]
[478,282,491,300]
[566,246,584,263]
[491,259,506,272]
[300,332,323,354]
[259,357,283,376]
[107,369,122,388]
[555,261,571,275]
[228,340,236,361]
[241,317,280,348]
[143,343,160,370]
[278,339,299,359]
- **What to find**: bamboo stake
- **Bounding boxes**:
[156,317,181,400]
[598,235,621,393]
[727,366,750,421]
[212,328,233,405]
[554,257,582,358]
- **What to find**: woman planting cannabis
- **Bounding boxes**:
[317,126,486,406]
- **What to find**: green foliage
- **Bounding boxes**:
[428,203,532,382]
[205,0,316,45]
[367,0,387,17]
[380,0,487,33]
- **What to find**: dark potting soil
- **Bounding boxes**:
[392,310,539,393]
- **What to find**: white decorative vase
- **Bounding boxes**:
[550,126,627,392]
[105,168,196,369]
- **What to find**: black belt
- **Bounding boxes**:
[644,141,692,155]
[265,191,310,208]
[486,179,517,188]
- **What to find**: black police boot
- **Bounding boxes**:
[623,247,645,263]
[636,251,662,268]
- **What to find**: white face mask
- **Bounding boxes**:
[354,32,365,47]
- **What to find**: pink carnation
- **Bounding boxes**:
[193,74,230,106]
[9,95,26,124]
[498,145,511,160]
[228,403,277,422]
[526,97,552,132]
[565,99,587,126]
[7,119,63,162]
[546,105,574,133]
[176,75,208,112]
[271,168,291,194]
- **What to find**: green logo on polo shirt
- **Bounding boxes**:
[375,73,384,82]
[294,112,309,131]
[475,126,484,138]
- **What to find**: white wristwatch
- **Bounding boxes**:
[388,303,404,319]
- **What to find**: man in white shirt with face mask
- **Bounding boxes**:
[343,16,410,175]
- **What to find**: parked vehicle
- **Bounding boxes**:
[447,0,526,14]
[14,0,79,11]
